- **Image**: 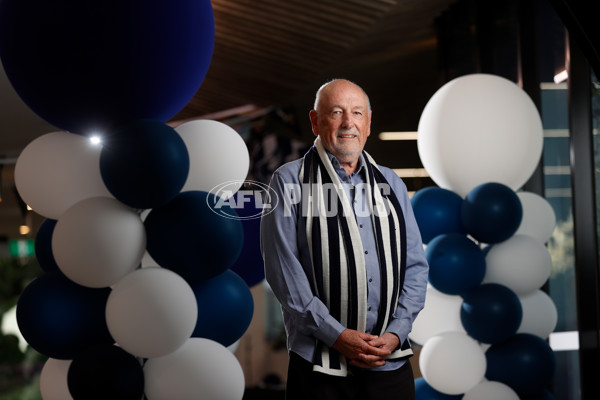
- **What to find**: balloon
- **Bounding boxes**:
[484,234,552,295]
[485,333,556,397]
[145,191,244,283]
[176,119,250,195]
[414,377,462,399]
[16,271,113,359]
[67,344,144,400]
[425,233,486,295]
[105,267,197,359]
[35,218,59,272]
[460,283,522,344]
[410,186,465,243]
[0,0,214,134]
[191,270,254,347]
[52,197,146,288]
[40,358,73,400]
[409,284,466,345]
[419,331,486,395]
[100,119,189,209]
[144,338,245,400]
[230,191,266,287]
[515,192,557,244]
[463,381,519,400]
[461,182,522,244]
[517,290,558,339]
[14,131,113,219]
[417,73,543,197]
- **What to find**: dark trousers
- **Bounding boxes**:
[285,352,415,400]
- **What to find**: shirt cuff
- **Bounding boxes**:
[313,315,346,348]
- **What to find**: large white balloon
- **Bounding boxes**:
[517,290,558,339]
[419,331,486,395]
[40,358,73,400]
[176,120,250,196]
[410,284,466,345]
[14,131,113,219]
[417,74,543,197]
[52,197,146,288]
[515,191,557,244]
[485,234,552,295]
[144,338,245,400]
[462,380,519,400]
[106,268,198,359]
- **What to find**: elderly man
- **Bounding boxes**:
[260,79,428,400]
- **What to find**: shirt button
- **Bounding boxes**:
[365,250,368,254]
[369,278,373,283]
[359,224,363,228]
[368,306,372,311]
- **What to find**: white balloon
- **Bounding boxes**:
[462,380,519,400]
[417,74,543,197]
[410,284,466,345]
[106,268,198,359]
[515,192,556,243]
[14,131,113,219]
[176,120,250,196]
[52,197,146,288]
[517,290,558,339]
[419,331,486,395]
[144,338,245,400]
[40,358,73,400]
[485,234,552,295]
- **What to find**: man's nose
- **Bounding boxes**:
[341,113,354,128]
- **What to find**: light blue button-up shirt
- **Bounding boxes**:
[260,150,429,371]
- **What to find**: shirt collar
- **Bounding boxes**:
[324,149,366,181]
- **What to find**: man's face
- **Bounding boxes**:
[309,80,371,167]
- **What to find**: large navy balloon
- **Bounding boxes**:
[0,0,214,134]
[229,191,266,287]
[410,186,465,243]
[415,377,463,399]
[34,218,59,272]
[67,344,144,400]
[191,270,254,347]
[486,333,556,397]
[460,283,522,344]
[145,191,244,283]
[425,233,486,295]
[100,119,189,209]
[461,182,522,244]
[16,271,113,359]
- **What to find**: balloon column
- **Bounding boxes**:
[411,74,558,399]
[2,2,257,399]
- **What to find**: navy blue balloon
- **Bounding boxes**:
[67,344,144,400]
[0,0,214,134]
[16,271,113,359]
[411,186,465,243]
[230,191,266,287]
[460,283,522,344]
[145,191,244,283]
[100,119,189,209]
[34,218,59,272]
[486,333,556,397]
[461,182,523,244]
[425,233,486,295]
[191,270,254,347]
[415,377,463,399]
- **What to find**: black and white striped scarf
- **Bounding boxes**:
[300,137,413,376]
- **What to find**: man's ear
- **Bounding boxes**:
[309,109,319,137]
